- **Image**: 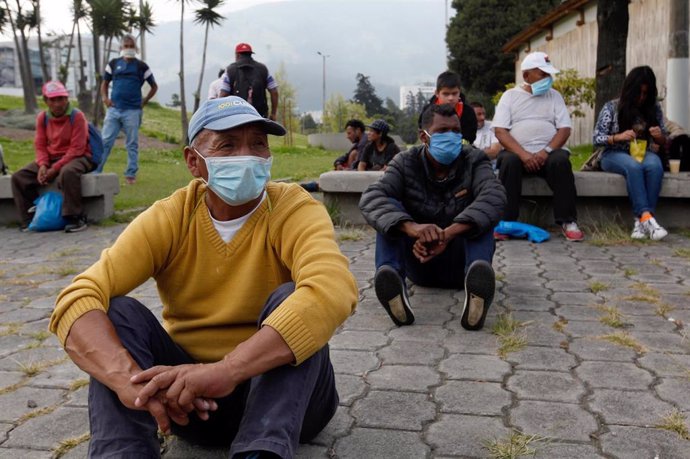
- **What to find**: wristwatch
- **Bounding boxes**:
[544,146,553,154]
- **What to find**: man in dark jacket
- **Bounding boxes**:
[418,71,478,144]
[360,104,506,330]
[220,43,279,120]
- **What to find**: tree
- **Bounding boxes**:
[136,1,155,61]
[384,97,418,145]
[192,0,224,113]
[594,0,629,124]
[32,0,49,84]
[352,73,385,117]
[273,63,297,145]
[4,0,38,112]
[323,93,367,133]
[168,93,181,107]
[300,113,317,133]
[447,0,557,97]
[175,0,193,143]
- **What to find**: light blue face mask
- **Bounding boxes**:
[530,76,553,96]
[424,130,463,165]
[195,149,272,206]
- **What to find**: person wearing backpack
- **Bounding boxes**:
[10,81,94,232]
[97,34,158,185]
[219,42,279,120]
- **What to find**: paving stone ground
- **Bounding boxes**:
[1,223,690,458]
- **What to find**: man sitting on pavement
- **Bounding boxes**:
[333,119,368,170]
[419,70,478,144]
[359,103,506,329]
[11,81,94,233]
[49,96,358,458]
[471,101,501,168]
[493,52,584,242]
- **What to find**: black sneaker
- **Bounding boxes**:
[64,215,88,233]
[460,260,495,331]
[374,265,414,326]
[19,224,30,233]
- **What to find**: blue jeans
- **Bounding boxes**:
[88,284,338,458]
[601,149,663,217]
[97,107,142,178]
[374,202,495,289]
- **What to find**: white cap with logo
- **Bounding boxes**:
[520,52,560,75]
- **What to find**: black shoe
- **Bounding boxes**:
[19,224,30,233]
[374,265,414,326]
[64,215,88,233]
[461,260,495,331]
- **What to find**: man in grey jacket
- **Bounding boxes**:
[359,104,506,330]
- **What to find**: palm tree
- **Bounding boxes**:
[135,1,154,61]
[32,0,49,84]
[176,0,194,143]
[192,0,224,112]
[60,0,87,85]
[14,0,38,108]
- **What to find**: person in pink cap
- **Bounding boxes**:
[219,42,279,120]
[11,80,94,232]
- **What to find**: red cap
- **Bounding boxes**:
[42,81,69,98]
[235,43,254,54]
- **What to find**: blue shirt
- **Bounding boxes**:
[104,58,155,110]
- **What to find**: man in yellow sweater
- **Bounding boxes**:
[49,96,358,458]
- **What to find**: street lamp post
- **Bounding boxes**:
[317,51,329,131]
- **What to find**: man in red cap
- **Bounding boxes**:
[219,42,279,120]
[11,81,95,232]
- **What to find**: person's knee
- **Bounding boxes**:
[107,296,151,326]
[258,282,296,324]
[499,151,521,169]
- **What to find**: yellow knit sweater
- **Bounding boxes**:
[49,180,358,364]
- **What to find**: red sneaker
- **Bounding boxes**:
[494,231,509,241]
[562,222,584,242]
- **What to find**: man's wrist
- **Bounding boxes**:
[544,145,553,154]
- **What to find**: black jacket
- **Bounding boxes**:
[359,144,505,238]
[418,93,478,143]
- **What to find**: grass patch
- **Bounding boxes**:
[492,313,528,359]
[337,225,366,242]
[623,267,638,277]
[655,303,676,317]
[28,330,51,341]
[18,405,57,423]
[53,432,91,458]
[553,318,568,332]
[597,305,627,328]
[69,378,89,391]
[599,331,646,353]
[584,220,648,247]
[0,323,22,337]
[49,248,80,260]
[14,357,68,377]
[655,410,690,440]
[589,281,610,293]
[677,229,690,239]
[483,430,547,459]
[495,273,506,282]
[673,248,690,260]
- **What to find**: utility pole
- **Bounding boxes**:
[667,0,689,130]
[317,51,329,132]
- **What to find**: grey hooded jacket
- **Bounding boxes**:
[359,144,506,238]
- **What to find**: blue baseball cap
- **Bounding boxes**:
[188,96,286,142]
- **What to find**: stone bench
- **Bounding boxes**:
[0,173,120,225]
[319,170,690,227]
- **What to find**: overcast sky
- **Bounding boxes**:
[2,0,289,39]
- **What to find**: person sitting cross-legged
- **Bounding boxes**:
[359,103,506,330]
[49,96,358,458]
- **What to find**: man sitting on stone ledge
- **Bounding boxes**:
[359,103,506,330]
[333,119,368,170]
[11,81,94,233]
[49,96,358,458]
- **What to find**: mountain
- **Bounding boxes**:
[145,0,448,112]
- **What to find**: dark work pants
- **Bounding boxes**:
[374,200,495,289]
[497,149,578,224]
[87,283,339,459]
[10,158,92,225]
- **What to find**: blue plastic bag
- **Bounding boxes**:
[494,220,550,243]
[28,191,67,231]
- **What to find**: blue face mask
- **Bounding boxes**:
[530,76,553,96]
[195,149,272,206]
[425,130,463,165]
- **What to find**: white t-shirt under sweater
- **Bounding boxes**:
[492,86,571,153]
[473,121,498,151]
[208,193,265,243]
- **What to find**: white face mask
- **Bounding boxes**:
[121,48,137,58]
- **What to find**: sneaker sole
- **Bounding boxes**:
[461,260,495,331]
[65,224,88,233]
[374,266,414,326]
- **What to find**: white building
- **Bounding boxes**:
[399,84,435,110]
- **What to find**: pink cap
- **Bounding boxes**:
[42,81,69,98]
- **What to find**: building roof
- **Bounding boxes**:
[502,0,592,53]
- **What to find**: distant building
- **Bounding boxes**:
[399,84,435,110]
[0,36,99,97]
[502,0,689,145]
